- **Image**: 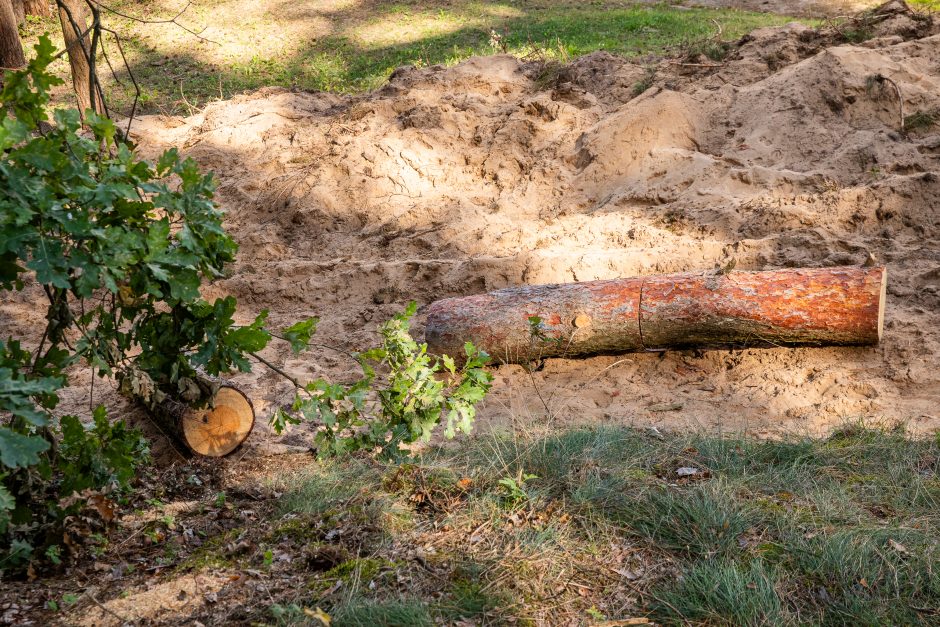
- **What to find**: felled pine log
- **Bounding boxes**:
[424,266,886,364]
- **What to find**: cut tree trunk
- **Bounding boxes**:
[57,0,103,118]
[424,266,886,364]
[0,0,26,70]
[426,279,645,364]
[151,382,255,457]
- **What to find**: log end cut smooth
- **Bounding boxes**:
[182,386,254,456]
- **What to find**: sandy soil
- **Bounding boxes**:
[116,1,940,446]
[5,2,938,460]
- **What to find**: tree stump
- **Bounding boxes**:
[424,266,886,364]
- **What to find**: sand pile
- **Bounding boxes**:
[122,2,940,440]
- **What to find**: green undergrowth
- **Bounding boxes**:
[259,423,940,625]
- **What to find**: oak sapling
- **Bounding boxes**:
[273,302,493,461]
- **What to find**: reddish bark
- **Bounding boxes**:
[424,266,886,364]
[23,0,51,17]
[640,266,885,349]
[425,279,644,363]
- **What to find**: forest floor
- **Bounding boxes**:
[3,0,940,625]
[4,424,940,625]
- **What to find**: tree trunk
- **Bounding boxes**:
[425,266,887,364]
[57,0,103,118]
[12,0,24,26]
[0,0,26,70]
[23,0,51,17]
[150,381,255,457]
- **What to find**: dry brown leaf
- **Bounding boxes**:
[888,538,910,555]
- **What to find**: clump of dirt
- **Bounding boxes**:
[124,2,940,439]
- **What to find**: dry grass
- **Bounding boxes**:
[181,422,939,625]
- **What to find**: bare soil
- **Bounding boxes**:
[124,0,940,444]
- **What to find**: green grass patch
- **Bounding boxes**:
[652,560,785,625]
[332,598,435,627]
[268,424,940,624]
[18,1,813,114]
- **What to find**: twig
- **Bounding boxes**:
[667,60,724,68]
[266,330,360,363]
[249,352,314,398]
[710,18,723,40]
[179,79,196,116]
[882,75,905,132]
[868,73,905,132]
[100,26,140,137]
[91,0,221,45]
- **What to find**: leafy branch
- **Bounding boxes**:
[272,303,493,461]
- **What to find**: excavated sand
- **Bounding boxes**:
[14,2,940,449]
[124,2,940,444]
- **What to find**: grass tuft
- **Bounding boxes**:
[652,560,784,625]
[617,482,756,559]
[332,598,435,627]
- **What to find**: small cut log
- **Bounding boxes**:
[122,370,255,456]
[157,383,255,456]
[424,266,886,364]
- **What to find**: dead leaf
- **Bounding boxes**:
[304,606,332,625]
[86,494,116,523]
[614,568,642,580]
[888,539,910,555]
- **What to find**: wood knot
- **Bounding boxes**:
[573,313,591,328]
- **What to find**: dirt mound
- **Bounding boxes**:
[121,4,940,441]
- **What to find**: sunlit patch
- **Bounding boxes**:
[480,4,525,18]
[71,573,229,626]
[352,12,484,48]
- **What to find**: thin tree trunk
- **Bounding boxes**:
[12,0,24,26]
[57,0,103,118]
[23,0,51,17]
[0,0,26,70]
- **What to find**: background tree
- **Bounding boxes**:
[11,0,24,27]
[0,0,25,70]
[57,0,103,117]
[23,0,51,17]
